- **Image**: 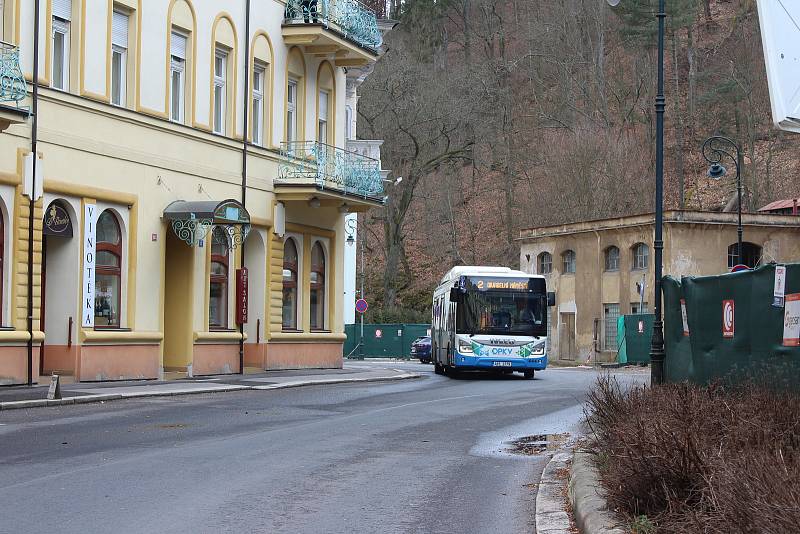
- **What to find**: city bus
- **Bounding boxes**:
[431,266,554,379]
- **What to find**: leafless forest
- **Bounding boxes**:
[357,0,800,321]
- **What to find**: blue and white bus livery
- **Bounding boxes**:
[431,266,554,379]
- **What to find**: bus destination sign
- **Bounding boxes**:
[463,277,541,292]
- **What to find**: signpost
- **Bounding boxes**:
[783,293,800,347]
[773,265,786,308]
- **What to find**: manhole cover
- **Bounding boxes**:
[509,433,569,455]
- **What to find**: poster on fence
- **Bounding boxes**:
[783,294,800,347]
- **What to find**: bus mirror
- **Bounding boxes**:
[449,288,460,302]
[547,292,556,307]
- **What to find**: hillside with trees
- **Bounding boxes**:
[357,0,800,322]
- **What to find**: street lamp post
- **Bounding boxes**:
[702,136,743,265]
[607,0,667,385]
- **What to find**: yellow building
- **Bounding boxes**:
[0,0,389,385]
[519,211,800,363]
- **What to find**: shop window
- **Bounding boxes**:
[310,242,326,330]
[562,250,576,274]
[632,243,649,271]
[282,238,299,330]
[95,210,122,328]
[537,252,552,275]
[0,207,4,325]
[209,227,229,329]
[727,242,762,269]
[604,246,619,271]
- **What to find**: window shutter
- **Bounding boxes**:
[112,12,129,48]
[52,0,72,21]
[171,32,187,60]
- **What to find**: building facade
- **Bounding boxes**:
[519,211,800,363]
[0,0,390,385]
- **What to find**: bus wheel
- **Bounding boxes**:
[524,370,535,380]
[434,362,444,375]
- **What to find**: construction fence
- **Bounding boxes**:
[344,324,431,359]
[663,263,800,386]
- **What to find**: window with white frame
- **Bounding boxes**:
[52,0,72,91]
[252,65,265,146]
[287,79,298,143]
[562,250,576,274]
[537,252,552,275]
[604,246,620,271]
[111,10,129,107]
[170,31,187,123]
[213,48,227,135]
[318,91,329,144]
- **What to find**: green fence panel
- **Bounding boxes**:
[663,264,800,386]
[663,276,694,383]
[344,323,432,358]
[621,314,654,364]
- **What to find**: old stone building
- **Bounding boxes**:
[519,211,800,363]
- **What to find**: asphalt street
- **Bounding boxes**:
[0,362,645,534]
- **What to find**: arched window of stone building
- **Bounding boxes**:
[562,250,576,274]
[604,246,620,271]
[95,210,122,328]
[727,242,762,269]
[632,243,649,271]
[537,252,552,275]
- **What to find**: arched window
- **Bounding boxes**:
[168,0,196,124]
[286,47,306,144]
[209,227,229,328]
[728,242,762,269]
[632,243,649,271]
[282,238,299,330]
[95,210,122,327]
[537,252,552,275]
[310,242,326,330]
[604,246,620,272]
[562,250,576,274]
[317,62,335,145]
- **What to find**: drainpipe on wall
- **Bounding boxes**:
[238,0,251,375]
[27,0,42,386]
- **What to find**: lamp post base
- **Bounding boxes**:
[650,319,665,385]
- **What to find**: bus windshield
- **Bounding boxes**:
[456,290,547,337]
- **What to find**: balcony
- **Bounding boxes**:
[283,0,383,66]
[0,41,29,131]
[276,142,384,208]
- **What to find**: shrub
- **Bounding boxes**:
[585,376,800,533]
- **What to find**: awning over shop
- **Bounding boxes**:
[163,199,250,249]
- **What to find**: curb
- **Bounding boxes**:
[569,452,626,534]
[0,373,421,411]
[535,451,573,534]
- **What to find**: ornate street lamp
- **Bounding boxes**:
[607,0,667,385]
[702,136,743,266]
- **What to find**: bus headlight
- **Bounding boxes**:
[531,344,546,355]
[458,341,473,354]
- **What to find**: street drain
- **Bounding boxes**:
[509,433,569,455]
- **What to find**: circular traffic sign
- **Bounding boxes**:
[355,298,369,314]
[730,264,749,273]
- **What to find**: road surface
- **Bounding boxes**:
[0,362,644,534]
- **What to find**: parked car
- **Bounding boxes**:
[410,336,432,363]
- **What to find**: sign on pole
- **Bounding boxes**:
[756,1,800,133]
[355,298,369,314]
[236,267,249,325]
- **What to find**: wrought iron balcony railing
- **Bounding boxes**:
[278,141,384,202]
[0,41,28,109]
[284,0,383,51]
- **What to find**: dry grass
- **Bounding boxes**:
[584,376,800,534]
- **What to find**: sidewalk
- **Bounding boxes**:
[0,364,421,410]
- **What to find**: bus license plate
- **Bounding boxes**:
[493,361,512,367]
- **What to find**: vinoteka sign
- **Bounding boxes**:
[82,204,97,327]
